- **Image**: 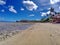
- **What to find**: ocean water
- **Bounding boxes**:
[0,22,33,41]
[0,22,32,31]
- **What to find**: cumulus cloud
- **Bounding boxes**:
[46,11,50,14]
[41,13,46,16]
[41,11,50,16]
[20,8,24,11]
[21,0,60,13]
[0,0,6,5]
[23,0,38,11]
[51,4,60,12]
[9,6,17,13]
[40,0,60,12]
[50,0,60,4]
[34,0,60,12]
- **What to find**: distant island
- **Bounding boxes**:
[16,20,41,22]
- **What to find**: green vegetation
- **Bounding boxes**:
[40,16,52,22]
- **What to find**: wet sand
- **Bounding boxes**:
[0,22,33,42]
[0,23,60,45]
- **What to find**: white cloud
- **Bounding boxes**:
[59,6,60,9]
[52,4,60,12]
[0,0,6,5]
[47,8,50,10]
[20,8,24,11]
[41,13,46,16]
[29,14,35,16]
[9,6,17,13]
[41,11,50,16]
[46,11,50,14]
[23,0,38,11]
[50,0,60,4]
[1,9,5,12]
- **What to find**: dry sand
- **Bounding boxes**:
[0,23,60,45]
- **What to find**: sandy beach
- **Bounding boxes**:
[0,23,60,45]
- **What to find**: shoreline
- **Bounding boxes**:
[0,23,60,45]
[0,23,34,42]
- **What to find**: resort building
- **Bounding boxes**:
[50,7,60,23]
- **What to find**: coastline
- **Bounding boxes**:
[0,23,60,45]
[0,22,34,42]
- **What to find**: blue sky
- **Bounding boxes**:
[0,0,60,21]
